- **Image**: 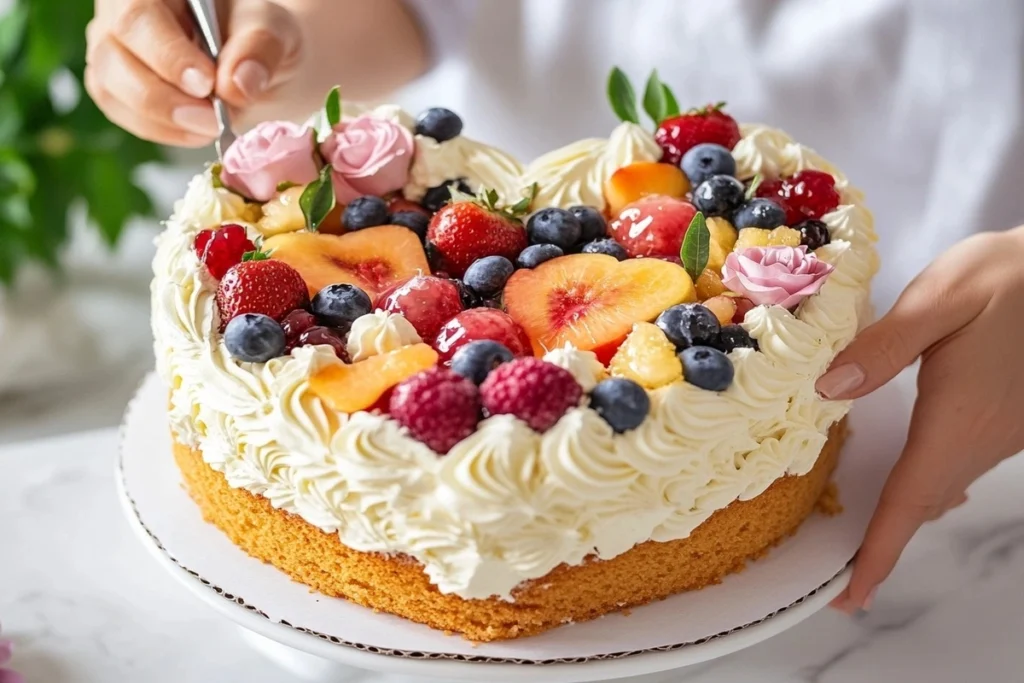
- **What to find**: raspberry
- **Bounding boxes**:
[390,368,481,453]
[195,224,254,279]
[479,357,582,432]
[757,171,840,225]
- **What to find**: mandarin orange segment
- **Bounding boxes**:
[504,253,695,358]
[310,343,438,413]
[265,226,429,299]
[604,162,690,216]
[703,295,739,327]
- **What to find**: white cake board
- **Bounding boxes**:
[117,372,912,682]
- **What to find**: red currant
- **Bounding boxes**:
[297,326,349,361]
[281,309,317,351]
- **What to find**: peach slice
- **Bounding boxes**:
[604,162,690,217]
[265,226,429,300]
[504,253,696,361]
[257,187,345,237]
[310,343,438,413]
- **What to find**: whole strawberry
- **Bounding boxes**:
[390,367,481,453]
[426,187,531,277]
[480,357,582,432]
[655,104,741,166]
[216,255,308,328]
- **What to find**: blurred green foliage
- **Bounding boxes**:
[0,0,165,283]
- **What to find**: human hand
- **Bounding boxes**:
[818,227,1024,613]
[85,0,303,147]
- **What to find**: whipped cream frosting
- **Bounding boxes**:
[153,119,878,600]
[346,311,421,362]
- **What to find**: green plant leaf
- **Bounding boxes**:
[0,2,28,69]
[324,86,341,127]
[82,153,154,245]
[661,84,681,119]
[606,67,639,125]
[745,174,764,201]
[300,165,335,231]
[642,70,668,125]
[680,211,710,282]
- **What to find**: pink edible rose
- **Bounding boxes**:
[721,246,835,309]
[320,115,414,203]
[220,121,320,202]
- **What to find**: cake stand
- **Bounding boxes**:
[117,372,912,682]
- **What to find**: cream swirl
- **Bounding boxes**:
[346,311,421,362]
[541,343,607,392]
[732,124,796,180]
[175,171,257,229]
[403,135,525,203]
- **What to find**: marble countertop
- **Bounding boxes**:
[3,428,1023,683]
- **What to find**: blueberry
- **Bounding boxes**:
[451,340,514,385]
[422,179,471,213]
[733,198,787,230]
[581,239,628,261]
[464,255,515,297]
[589,378,651,433]
[527,208,583,250]
[681,143,737,186]
[656,303,721,349]
[311,283,372,330]
[568,205,608,243]
[452,278,481,309]
[796,219,831,250]
[224,313,286,363]
[390,211,429,241]
[716,324,758,353]
[425,241,447,273]
[680,346,735,391]
[342,196,389,231]
[415,107,463,143]
[693,175,746,217]
[517,244,564,269]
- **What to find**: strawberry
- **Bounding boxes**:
[655,104,742,166]
[216,253,309,329]
[426,187,531,277]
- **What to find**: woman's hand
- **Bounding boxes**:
[86,0,303,147]
[819,226,1024,613]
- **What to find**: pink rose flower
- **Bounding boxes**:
[320,115,414,203]
[220,121,320,202]
[721,246,835,309]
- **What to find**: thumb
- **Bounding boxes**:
[215,0,303,106]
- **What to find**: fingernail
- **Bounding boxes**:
[816,363,866,399]
[172,106,219,136]
[181,67,213,98]
[233,60,269,100]
[862,586,878,611]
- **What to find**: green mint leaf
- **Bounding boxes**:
[324,86,342,128]
[680,211,711,282]
[606,67,639,125]
[642,69,668,125]
[745,174,763,201]
[300,165,335,231]
[661,84,681,119]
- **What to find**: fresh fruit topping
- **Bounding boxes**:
[734,227,771,250]
[387,196,431,217]
[768,226,802,247]
[609,322,683,389]
[264,226,430,299]
[604,162,690,218]
[480,357,582,432]
[281,309,316,350]
[389,211,429,241]
[297,326,349,360]
[426,187,530,277]
[656,303,721,349]
[733,198,787,230]
[377,275,463,341]
[504,253,696,360]
[415,107,464,143]
[257,186,308,237]
[390,367,480,453]
[568,205,608,243]
[716,324,758,353]
[655,104,741,166]
[527,207,583,250]
[695,268,728,300]
[310,343,438,413]
[216,258,308,327]
[681,143,737,186]
[434,308,532,364]
[342,195,389,231]
[195,224,255,279]
[757,170,840,224]
[693,175,745,218]
[609,195,697,259]
[589,378,650,433]
[732,297,756,324]
[702,295,738,327]
[707,216,738,252]
[224,313,286,363]
[517,244,564,269]
[463,255,515,298]
[797,219,831,250]
[451,340,515,385]
[422,179,471,213]
[311,283,372,330]
[581,239,628,261]
[680,346,734,391]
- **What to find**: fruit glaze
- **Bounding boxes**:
[152,69,879,600]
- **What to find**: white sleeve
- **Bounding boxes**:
[403,0,479,67]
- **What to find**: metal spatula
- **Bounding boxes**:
[186,0,235,157]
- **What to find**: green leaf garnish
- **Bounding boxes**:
[324,86,342,128]
[299,165,336,231]
[745,174,763,201]
[642,70,668,125]
[661,84,681,119]
[276,181,298,192]
[680,211,711,282]
[507,182,538,216]
[606,67,639,125]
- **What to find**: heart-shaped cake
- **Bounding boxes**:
[153,68,879,642]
